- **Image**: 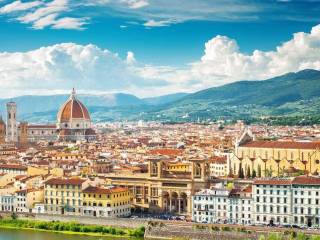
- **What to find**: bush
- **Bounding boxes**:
[221,226,231,232]
[211,226,220,231]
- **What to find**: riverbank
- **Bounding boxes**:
[0,218,145,239]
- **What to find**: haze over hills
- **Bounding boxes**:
[0,92,188,122]
[145,69,320,123]
[1,69,320,124]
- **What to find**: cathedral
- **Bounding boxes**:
[56,88,95,141]
[0,88,95,144]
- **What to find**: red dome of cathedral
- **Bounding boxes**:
[57,88,90,123]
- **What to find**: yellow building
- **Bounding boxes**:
[166,162,190,172]
[26,188,44,210]
[233,131,320,177]
[44,177,86,215]
[82,185,131,217]
[104,157,210,215]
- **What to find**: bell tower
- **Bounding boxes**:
[19,121,28,147]
[0,116,5,144]
[6,102,18,142]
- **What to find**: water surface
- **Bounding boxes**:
[0,228,130,240]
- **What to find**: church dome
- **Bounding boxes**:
[57,88,90,123]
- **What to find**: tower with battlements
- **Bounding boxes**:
[6,102,18,142]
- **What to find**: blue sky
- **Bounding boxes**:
[0,0,320,97]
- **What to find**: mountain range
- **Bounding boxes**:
[1,69,320,124]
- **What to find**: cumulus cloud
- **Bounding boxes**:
[0,43,167,97]
[137,24,320,92]
[1,24,320,97]
[189,24,320,85]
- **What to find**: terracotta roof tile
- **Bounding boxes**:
[240,140,320,149]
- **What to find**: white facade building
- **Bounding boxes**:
[192,183,234,224]
[253,175,320,228]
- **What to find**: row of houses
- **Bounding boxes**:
[192,175,320,228]
[0,177,131,218]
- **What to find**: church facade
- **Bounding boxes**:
[232,130,320,178]
[0,89,95,144]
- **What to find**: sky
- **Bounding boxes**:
[0,0,320,98]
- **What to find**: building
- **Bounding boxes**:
[15,189,28,212]
[252,175,320,228]
[18,122,28,147]
[82,185,131,217]
[192,183,229,223]
[27,124,57,142]
[44,177,86,215]
[192,183,252,224]
[0,117,5,144]
[105,157,210,215]
[0,194,15,212]
[233,130,320,177]
[209,156,228,178]
[6,102,17,142]
[228,186,252,225]
[57,88,95,141]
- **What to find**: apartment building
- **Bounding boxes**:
[82,185,131,217]
[252,175,320,228]
[192,183,231,223]
[44,178,86,215]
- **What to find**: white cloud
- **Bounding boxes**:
[0,43,168,97]
[143,19,176,27]
[126,51,136,64]
[137,24,320,93]
[0,24,320,98]
[189,24,320,85]
[0,0,88,30]
[0,0,42,13]
[125,0,149,9]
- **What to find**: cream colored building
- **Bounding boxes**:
[232,131,320,177]
[105,157,210,215]
[44,178,86,215]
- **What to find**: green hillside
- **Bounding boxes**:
[141,69,320,124]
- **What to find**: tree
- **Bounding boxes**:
[238,163,244,178]
[252,169,257,178]
[246,166,251,179]
[257,164,262,178]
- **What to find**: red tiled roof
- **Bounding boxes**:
[0,164,27,170]
[209,156,227,164]
[240,140,320,149]
[292,175,320,185]
[45,178,85,186]
[82,185,128,194]
[253,179,292,185]
[148,149,182,156]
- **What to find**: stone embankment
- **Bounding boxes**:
[144,222,257,240]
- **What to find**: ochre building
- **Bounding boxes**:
[233,131,320,177]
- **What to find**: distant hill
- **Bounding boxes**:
[143,93,189,105]
[0,93,144,121]
[0,92,187,122]
[140,69,320,123]
[1,69,320,124]
[182,69,320,106]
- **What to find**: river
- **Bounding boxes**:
[0,228,132,240]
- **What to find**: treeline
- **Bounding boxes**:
[248,115,320,126]
[0,218,145,238]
